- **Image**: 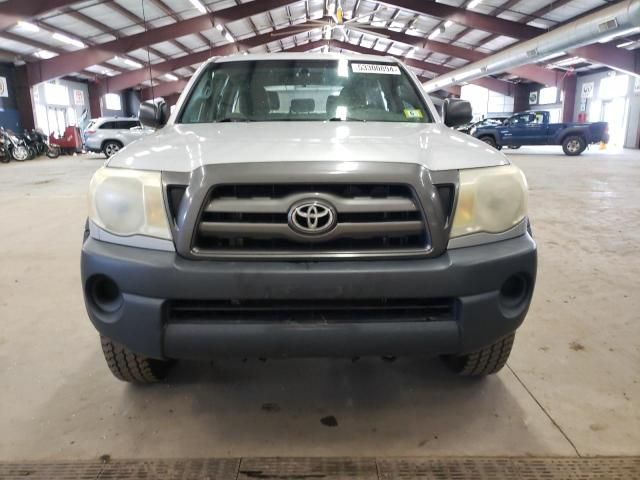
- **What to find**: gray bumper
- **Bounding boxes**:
[81,235,537,360]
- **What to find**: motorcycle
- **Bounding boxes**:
[0,133,8,163]
[30,129,60,158]
[21,129,38,159]
[0,128,30,161]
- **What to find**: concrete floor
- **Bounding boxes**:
[0,146,638,461]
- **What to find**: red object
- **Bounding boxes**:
[578,112,588,123]
[49,126,82,153]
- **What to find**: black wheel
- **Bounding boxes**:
[508,145,521,150]
[479,136,502,150]
[562,135,586,156]
[103,140,122,158]
[441,333,515,376]
[46,146,60,159]
[100,336,172,384]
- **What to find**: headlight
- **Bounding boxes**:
[88,167,171,239]
[450,165,528,238]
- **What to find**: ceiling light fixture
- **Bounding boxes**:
[189,0,207,14]
[123,58,143,68]
[52,32,85,48]
[467,0,482,9]
[17,21,40,32]
[617,40,634,48]
[428,27,443,40]
[444,20,453,28]
[224,31,235,43]
[34,50,56,59]
[215,24,224,31]
[165,73,179,81]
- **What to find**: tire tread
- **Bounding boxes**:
[445,333,515,376]
[100,336,168,383]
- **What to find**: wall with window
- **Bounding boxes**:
[101,92,126,117]
[32,79,91,136]
[0,62,21,131]
[460,84,514,121]
[573,70,640,148]
[526,85,562,123]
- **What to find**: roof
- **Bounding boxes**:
[0,0,633,96]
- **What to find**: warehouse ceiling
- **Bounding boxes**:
[0,0,637,94]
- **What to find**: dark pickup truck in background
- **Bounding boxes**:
[471,110,609,156]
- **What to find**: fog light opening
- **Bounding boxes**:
[500,274,529,310]
[90,275,123,313]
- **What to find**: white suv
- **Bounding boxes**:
[83,117,153,157]
[82,53,536,383]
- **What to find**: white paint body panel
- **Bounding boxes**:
[108,122,509,172]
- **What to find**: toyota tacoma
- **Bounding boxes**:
[473,110,609,155]
[81,53,537,383]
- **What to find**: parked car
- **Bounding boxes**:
[83,117,152,157]
[82,53,536,383]
[457,116,508,135]
[473,110,609,155]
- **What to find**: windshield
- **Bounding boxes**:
[178,59,433,124]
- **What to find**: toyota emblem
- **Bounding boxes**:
[288,200,337,235]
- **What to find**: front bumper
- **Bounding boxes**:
[81,234,537,360]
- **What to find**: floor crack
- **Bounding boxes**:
[507,364,582,457]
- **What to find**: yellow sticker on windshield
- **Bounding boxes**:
[404,108,424,119]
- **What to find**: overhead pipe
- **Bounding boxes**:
[422,0,640,92]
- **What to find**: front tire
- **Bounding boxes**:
[441,333,515,376]
[11,146,29,161]
[562,135,586,156]
[103,140,122,158]
[100,336,172,384]
[479,136,502,150]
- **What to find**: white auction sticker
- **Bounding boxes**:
[351,63,401,75]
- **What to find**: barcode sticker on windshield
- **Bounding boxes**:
[351,63,401,75]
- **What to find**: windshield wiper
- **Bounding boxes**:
[328,117,366,122]
[216,117,253,123]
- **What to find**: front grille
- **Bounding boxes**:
[167,298,454,324]
[191,184,429,258]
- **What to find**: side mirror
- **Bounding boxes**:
[139,99,169,129]
[442,98,472,128]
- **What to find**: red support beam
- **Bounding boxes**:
[562,74,577,123]
[25,0,298,85]
[88,82,103,118]
[569,43,640,77]
[13,65,35,129]
[378,0,543,40]
[509,65,562,87]
[141,79,189,101]
[0,0,80,31]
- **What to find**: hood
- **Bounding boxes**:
[108,122,508,172]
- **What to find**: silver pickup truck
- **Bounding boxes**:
[81,53,536,383]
